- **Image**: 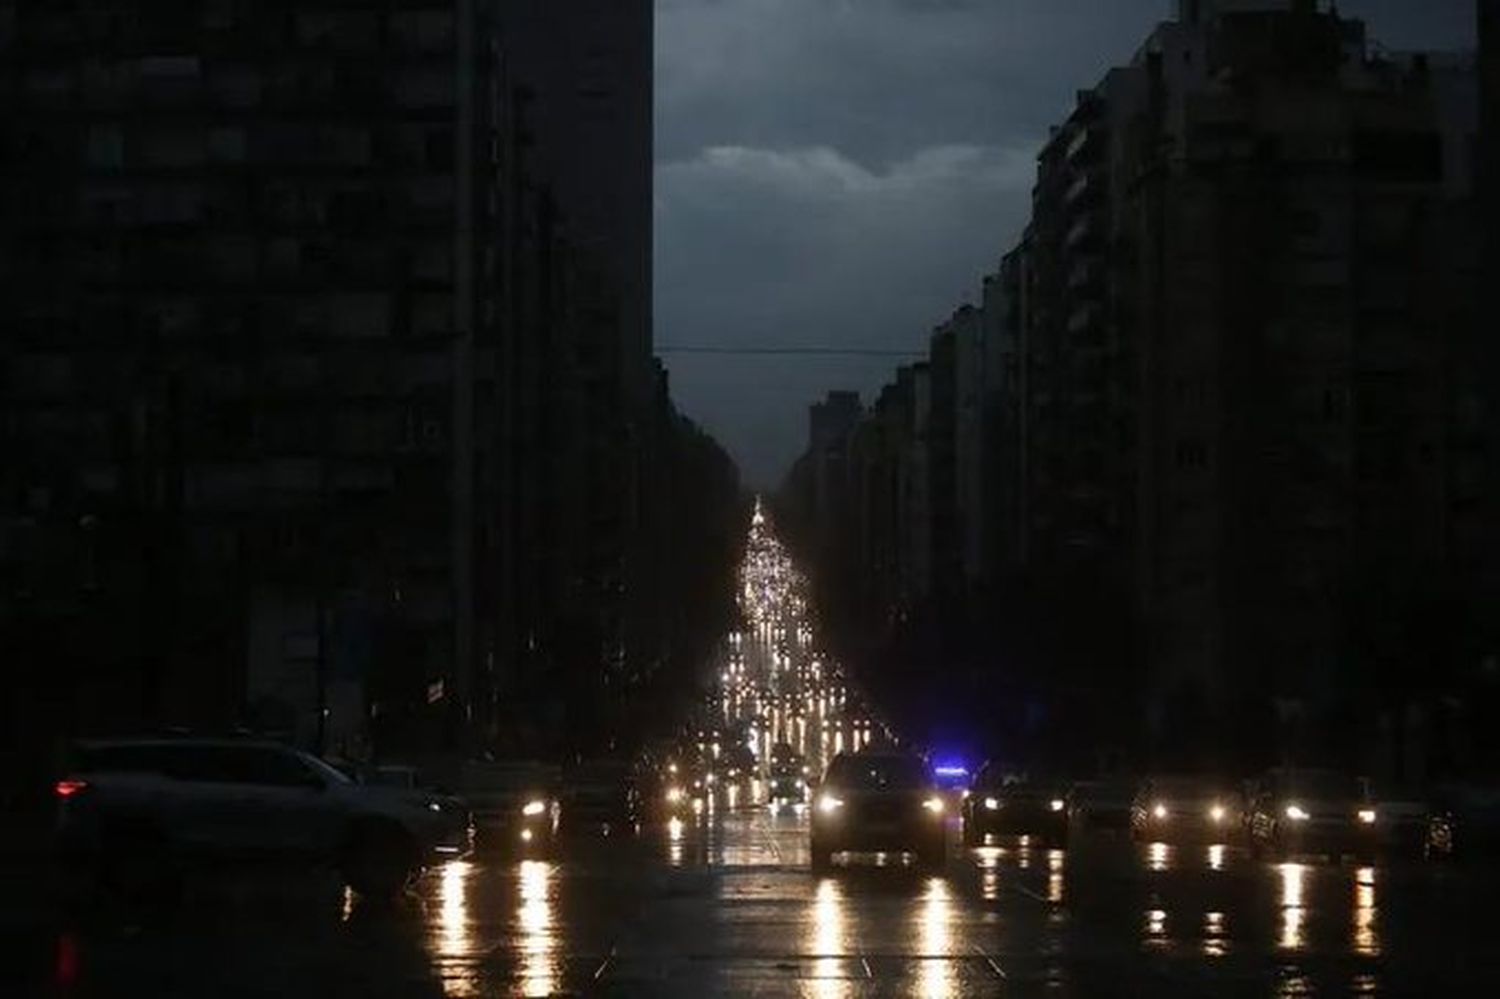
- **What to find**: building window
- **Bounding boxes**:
[389,11,454,53]
[208,66,261,108]
[1175,439,1209,470]
[207,127,248,164]
[394,67,455,110]
[139,129,206,168]
[86,126,125,169]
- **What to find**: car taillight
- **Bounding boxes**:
[55,779,88,799]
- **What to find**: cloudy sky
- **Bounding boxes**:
[654,0,1478,487]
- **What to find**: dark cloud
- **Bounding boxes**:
[656,0,1479,486]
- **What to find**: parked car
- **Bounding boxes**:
[1130,776,1243,845]
[456,761,560,854]
[54,738,469,896]
[963,766,1069,848]
[809,751,946,872]
[1246,768,1379,861]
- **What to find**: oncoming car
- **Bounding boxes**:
[457,761,560,855]
[962,766,1068,848]
[767,771,809,814]
[809,751,946,872]
[1247,768,1380,861]
[1130,775,1242,844]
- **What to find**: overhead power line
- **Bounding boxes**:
[656,345,924,358]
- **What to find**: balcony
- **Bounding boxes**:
[1067,302,1103,336]
[1067,258,1103,294]
[1064,170,1102,208]
[1065,123,1103,164]
[1064,216,1097,252]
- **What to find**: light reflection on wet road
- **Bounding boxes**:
[19,811,1500,997]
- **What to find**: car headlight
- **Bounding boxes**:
[522,800,547,817]
[1051,799,1066,813]
[818,794,844,815]
[666,787,684,804]
[984,796,1000,811]
[1357,808,1377,825]
[1285,804,1310,821]
[1152,803,1168,820]
[1209,803,1226,823]
[426,801,444,813]
[923,796,944,814]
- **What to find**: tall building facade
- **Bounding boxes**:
[783,0,1487,771]
[0,1,671,773]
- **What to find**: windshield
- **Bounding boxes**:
[826,755,929,790]
[461,763,557,792]
[304,754,354,787]
[1285,772,1362,801]
[1150,777,1222,798]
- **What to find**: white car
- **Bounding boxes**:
[55,738,470,896]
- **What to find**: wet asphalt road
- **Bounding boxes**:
[10,808,1500,998]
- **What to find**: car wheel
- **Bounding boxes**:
[343,823,416,899]
[962,820,980,848]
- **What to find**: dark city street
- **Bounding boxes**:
[12,822,1500,997]
[7,532,1500,996]
[5,0,1500,995]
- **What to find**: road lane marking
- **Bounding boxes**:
[971,944,1007,979]
[592,944,618,982]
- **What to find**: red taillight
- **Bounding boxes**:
[55,779,88,799]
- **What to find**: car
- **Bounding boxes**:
[809,751,946,872]
[718,743,758,794]
[559,760,641,836]
[54,738,470,897]
[1246,768,1380,861]
[769,742,807,777]
[1130,776,1243,844]
[766,771,809,813]
[963,766,1069,848]
[1068,778,1136,831]
[455,761,560,855]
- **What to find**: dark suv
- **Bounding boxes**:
[809,751,946,872]
[55,738,469,896]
